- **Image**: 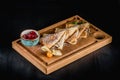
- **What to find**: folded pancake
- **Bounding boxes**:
[65,25,79,40]
[80,28,90,38]
[66,28,79,44]
[66,23,90,44]
[54,26,78,48]
[54,31,66,50]
[78,23,90,38]
[52,49,62,56]
[40,30,65,48]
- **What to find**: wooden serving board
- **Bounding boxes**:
[12,15,112,74]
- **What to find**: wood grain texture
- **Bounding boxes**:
[12,15,112,74]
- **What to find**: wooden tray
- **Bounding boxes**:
[12,15,112,74]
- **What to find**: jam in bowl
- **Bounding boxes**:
[20,29,40,46]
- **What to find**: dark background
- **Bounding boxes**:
[0,0,120,80]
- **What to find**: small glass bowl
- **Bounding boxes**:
[20,29,40,46]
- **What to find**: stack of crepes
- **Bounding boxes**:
[40,22,90,57]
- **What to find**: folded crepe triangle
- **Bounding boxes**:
[54,25,79,49]
[40,30,65,48]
